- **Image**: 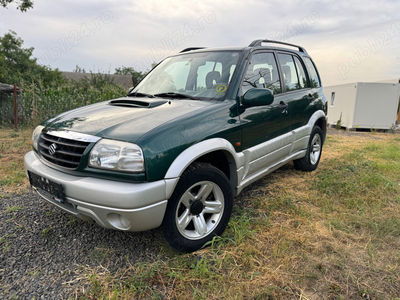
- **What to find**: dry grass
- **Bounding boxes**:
[2,128,400,299]
[74,130,400,300]
[0,128,32,195]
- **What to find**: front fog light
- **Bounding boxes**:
[89,139,144,172]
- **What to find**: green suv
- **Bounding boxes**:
[25,39,327,252]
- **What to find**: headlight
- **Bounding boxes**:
[88,139,144,173]
[32,125,44,151]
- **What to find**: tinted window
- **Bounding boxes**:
[278,54,300,92]
[293,56,307,89]
[303,57,321,88]
[242,52,281,95]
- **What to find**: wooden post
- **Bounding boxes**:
[13,84,18,130]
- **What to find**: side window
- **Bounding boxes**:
[277,53,300,92]
[303,57,321,88]
[242,52,281,95]
[293,56,308,89]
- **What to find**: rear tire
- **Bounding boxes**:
[162,162,233,253]
[293,125,323,172]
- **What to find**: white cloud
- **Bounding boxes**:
[1,0,399,84]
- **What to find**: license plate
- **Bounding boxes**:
[28,171,65,203]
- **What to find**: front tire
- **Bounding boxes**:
[162,162,233,253]
[293,125,323,172]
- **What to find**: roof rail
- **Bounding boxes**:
[180,47,206,53]
[249,39,307,54]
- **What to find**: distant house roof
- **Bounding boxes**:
[61,72,133,89]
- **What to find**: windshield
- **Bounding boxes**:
[132,51,240,100]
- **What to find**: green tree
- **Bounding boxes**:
[0,53,8,79]
[114,66,145,87]
[0,0,33,12]
[0,30,64,85]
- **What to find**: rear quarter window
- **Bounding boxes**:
[303,57,321,88]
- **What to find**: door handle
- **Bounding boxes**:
[278,102,288,111]
[308,93,314,101]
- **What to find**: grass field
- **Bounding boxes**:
[1,128,400,299]
[0,128,32,195]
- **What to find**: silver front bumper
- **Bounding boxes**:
[24,151,177,231]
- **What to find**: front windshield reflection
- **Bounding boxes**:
[132,51,240,101]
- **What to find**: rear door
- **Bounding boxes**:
[276,53,315,131]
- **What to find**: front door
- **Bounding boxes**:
[238,51,292,178]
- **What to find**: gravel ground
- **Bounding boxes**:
[0,189,162,300]
[0,181,264,300]
[0,128,393,300]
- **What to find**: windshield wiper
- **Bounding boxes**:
[127,91,154,98]
[153,92,199,100]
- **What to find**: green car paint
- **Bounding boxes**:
[39,97,242,182]
[41,98,215,142]
[137,99,242,181]
[37,44,327,183]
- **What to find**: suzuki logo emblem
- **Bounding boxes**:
[48,143,58,156]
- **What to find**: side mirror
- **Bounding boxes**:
[243,88,274,107]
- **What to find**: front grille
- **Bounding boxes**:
[38,132,91,169]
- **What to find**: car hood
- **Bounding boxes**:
[42,97,215,142]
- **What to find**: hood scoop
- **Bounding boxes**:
[109,99,168,108]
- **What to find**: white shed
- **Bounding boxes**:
[325,82,400,130]
[376,78,400,84]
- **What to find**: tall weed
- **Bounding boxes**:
[1,77,127,127]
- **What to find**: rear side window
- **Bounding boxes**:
[277,53,300,92]
[303,57,321,88]
[293,56,308,89]
[242,52,282,95]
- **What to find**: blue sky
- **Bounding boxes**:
[1,0,400,86]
